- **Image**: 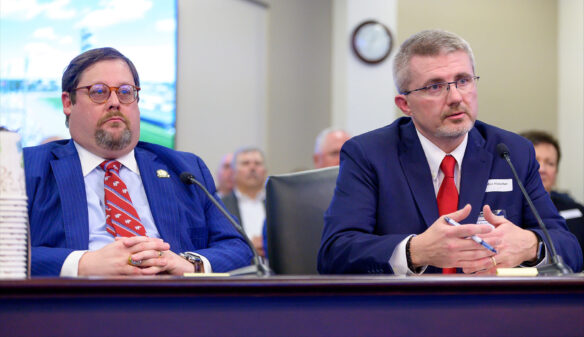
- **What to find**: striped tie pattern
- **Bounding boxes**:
[100,160,146,237]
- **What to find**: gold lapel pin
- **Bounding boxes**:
[156,169,170,178]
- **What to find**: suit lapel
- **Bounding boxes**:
[459,128,492,223]
[135,146,181,250]
[398,122,439,227]
[51,141,89,249]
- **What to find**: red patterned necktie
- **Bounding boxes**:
[437,155,458,274]
[100,160,146,237]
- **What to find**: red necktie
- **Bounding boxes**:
[100,160,146,237]
[437,155,458,274]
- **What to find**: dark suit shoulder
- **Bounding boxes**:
[472,120,534,150]
[350,117,410,145]
[220,192,240,221]
[136,141,201,162]
[221,192,238,210]
[23,139,76,174]
[551,191,584,211]
[24,139,71,156]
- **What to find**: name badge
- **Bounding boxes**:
[477,209,506,228]
[485,179,513,192]
[559,208,583,220]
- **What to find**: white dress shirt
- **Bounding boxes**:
[388,130,547,275]
[61,142,210,276]
[233,188,266,239]
[389,131,467,276]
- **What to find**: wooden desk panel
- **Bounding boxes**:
[1,276,583,337]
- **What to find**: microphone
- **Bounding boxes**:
[180,172,271,276]
[496,143,572,275]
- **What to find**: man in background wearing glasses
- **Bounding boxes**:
[318,29,582,275]
[24,47,252,277]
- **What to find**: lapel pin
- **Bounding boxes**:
[156,169,170,178]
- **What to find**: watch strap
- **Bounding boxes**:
[180,252,204,273]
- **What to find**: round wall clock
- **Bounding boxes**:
[351,20,393,65]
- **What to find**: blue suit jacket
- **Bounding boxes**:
[24,140,253,276]
[318,118,583,274]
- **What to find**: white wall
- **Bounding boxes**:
[266,0,333,174]
[557,0,584,202]
[174,0,583,201]
[332,0,398,136]
[176,0,267,176]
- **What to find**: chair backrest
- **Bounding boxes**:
[265,166,338,274]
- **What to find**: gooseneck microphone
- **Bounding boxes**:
[496,143,572,275]
[180,172,271,276]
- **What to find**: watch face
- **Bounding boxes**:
[351,20,393,64]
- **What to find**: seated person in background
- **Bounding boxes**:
[520,130,584,260]
[24,47,252,277]
[262,127,352,257]
[313,127,351,169]
[215,152,234,198]
[221,147,267,257]
[318,29,582,275]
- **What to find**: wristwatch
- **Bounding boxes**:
[180,252,204,273]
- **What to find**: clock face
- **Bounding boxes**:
[351,20,393,64]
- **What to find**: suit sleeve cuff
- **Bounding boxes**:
[389,235,427,276]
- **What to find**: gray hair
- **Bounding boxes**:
[393,29,475,94]
[232,146,266,168]
[314,127,350,154]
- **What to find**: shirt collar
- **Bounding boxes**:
[233,188,266,202]
[416,130,468,180]
[73,141,139,177]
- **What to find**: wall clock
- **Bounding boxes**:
[351,20,393,65]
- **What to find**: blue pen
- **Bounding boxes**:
[443,216,498,253]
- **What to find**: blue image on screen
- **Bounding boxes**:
[0,0,177,149]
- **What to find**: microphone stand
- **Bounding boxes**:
[180,173,271,277]
[498,144,573,276]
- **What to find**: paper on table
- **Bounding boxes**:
[496,268,538,277]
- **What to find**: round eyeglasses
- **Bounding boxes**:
[401,76,480,97]
[74,83,140,104]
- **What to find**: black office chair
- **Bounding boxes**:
[265,166,339,274]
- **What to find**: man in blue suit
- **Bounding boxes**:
[318,30,582,275]
[24,47,252,277]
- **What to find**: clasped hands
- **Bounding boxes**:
[78,236,196,276]
[409,204,540,274]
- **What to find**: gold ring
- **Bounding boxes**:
[491,256,497,267]
[158,251,163,257]
[128,256,142,266]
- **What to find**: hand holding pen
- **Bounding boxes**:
[444,216,498,253]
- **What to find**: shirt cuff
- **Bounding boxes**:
[389,235,427,276]
[60,250,87,277]
[519,241,549,267]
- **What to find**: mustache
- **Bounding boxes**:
[442,107,468,119]
[98,111,129,127]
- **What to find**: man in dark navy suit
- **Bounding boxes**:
[318,30,582,275]
[24,47,252,277]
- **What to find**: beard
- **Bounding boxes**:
[94,112,133,151]
[435,119,475,139]
[95,128,132,151]
[434,107,476,139]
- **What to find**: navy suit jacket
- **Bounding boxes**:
[318,118,583,274]
[24,140,253,276]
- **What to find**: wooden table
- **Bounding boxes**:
[1,275,583,336]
